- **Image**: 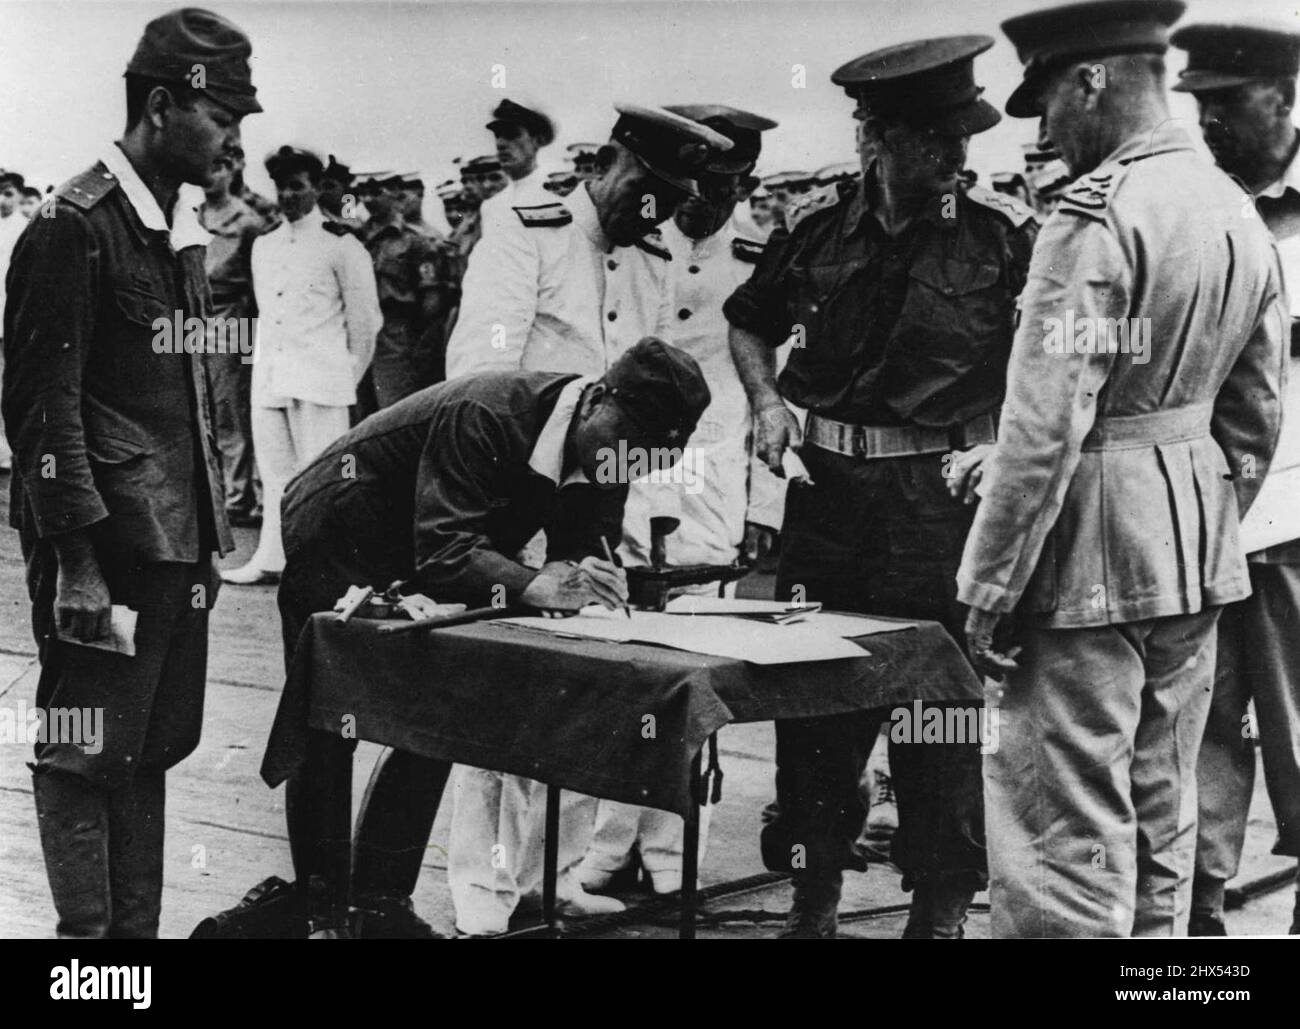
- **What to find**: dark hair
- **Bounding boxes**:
[21,186,42,200]
[269,165,322,189]
[124,73,202,130]
[1274,77,1297,110]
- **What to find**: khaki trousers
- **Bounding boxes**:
[985,609,1220,938]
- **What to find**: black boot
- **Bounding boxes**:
[32,769,112,939]
[902,875,975,939]
[1190,874,1227,937]
[108,770,165,939]
[779,871,842,939]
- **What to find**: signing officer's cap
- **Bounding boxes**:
[125,7,262,114]
[609,103,734,196]
[488,97,557,147]
[832,35,1001,136]
[1171,21,1300,93]
[265,145,324,181]
[1002,0,1185,117]
[664,105,777,174]
[603,338,712,446]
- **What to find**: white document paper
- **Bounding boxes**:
[1240,464,1300,554]
[497,607,865,664]
[803,613,918,638]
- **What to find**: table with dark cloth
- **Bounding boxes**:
[260,612,981,817]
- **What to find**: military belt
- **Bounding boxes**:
[805,411,997,460]
[1081,402,1214,451]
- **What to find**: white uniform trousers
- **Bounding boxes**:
[247,400,350,573]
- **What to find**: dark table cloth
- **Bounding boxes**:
[261,613,981,817]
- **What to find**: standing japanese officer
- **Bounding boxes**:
[1170,20,1300,937]
[1,7,260,938]
[727,37,1037,939]
[960,0,1287,938]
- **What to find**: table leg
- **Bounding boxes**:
[543,783,560,929]
[680,750,702,940]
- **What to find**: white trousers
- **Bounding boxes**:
[247,400,350,572]
[581,798,713,894]
[447,767,598,935]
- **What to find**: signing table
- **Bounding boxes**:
[261,611,981,937]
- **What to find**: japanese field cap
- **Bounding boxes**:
[664,105,778,175]
[832,35,1001,136]
[125,7,262,115]
[609,103,734,197]
[1171,21,1300,93]
[603,338,712,447]
[1002,0,1186,117]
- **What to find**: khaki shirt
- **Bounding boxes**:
[957,124,1287,627]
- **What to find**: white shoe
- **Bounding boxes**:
[557,886,626,918]
[219,563,282,586]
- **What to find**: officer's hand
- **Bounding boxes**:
[741,521,777,566]
[53,544,113,643]
[945,444,994,505]
[520,559,628,613]
[756,404,801,474]
[964,605,1021,682]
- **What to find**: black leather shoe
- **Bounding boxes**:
[351,894,443,939]
[1189,912,1227,937]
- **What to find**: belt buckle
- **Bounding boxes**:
[852,425,869,459]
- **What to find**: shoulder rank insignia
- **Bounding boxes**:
[1056,165,1126,220]
[731,236,767,263]
[57,162,118,212]
[965,185,1035,228]
[513,202,573,228]
[785,184,841,232]
[634,230,671,261]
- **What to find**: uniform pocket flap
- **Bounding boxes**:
[909,256,1000,296]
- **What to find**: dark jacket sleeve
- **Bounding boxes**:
[412,398,539,604]
[722,225,797,346]
[1,205,107,537]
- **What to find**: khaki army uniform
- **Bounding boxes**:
[958,123,1288,938]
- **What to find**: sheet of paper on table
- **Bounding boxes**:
[662,597,915,639]
[497,607,868,664]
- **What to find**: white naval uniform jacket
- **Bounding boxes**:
[620,216,789,567]
[443,183,675,379]
[957,124,1287,628]
[250,205,381,407]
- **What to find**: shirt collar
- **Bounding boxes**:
[1257,129,1300,201]
[1100,120,1197,170]
[570,183,611,253]
[529,376,594,485]
[841,177,956,239]
[102,142,212,250]
[285,205,324,236]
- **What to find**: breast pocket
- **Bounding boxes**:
[786,257,870,363]
[906,256,1006,358]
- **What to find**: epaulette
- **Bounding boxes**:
[57,163,118,212]
[513,202,572,228]
[731,236,767,263]
[1056,163,1127,221]
[634,229,671,261]
[964,185,1036,229]
[785,184,841,232]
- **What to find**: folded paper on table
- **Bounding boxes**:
[497,607,865,664]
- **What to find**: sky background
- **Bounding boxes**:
[1,0,1297,196]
